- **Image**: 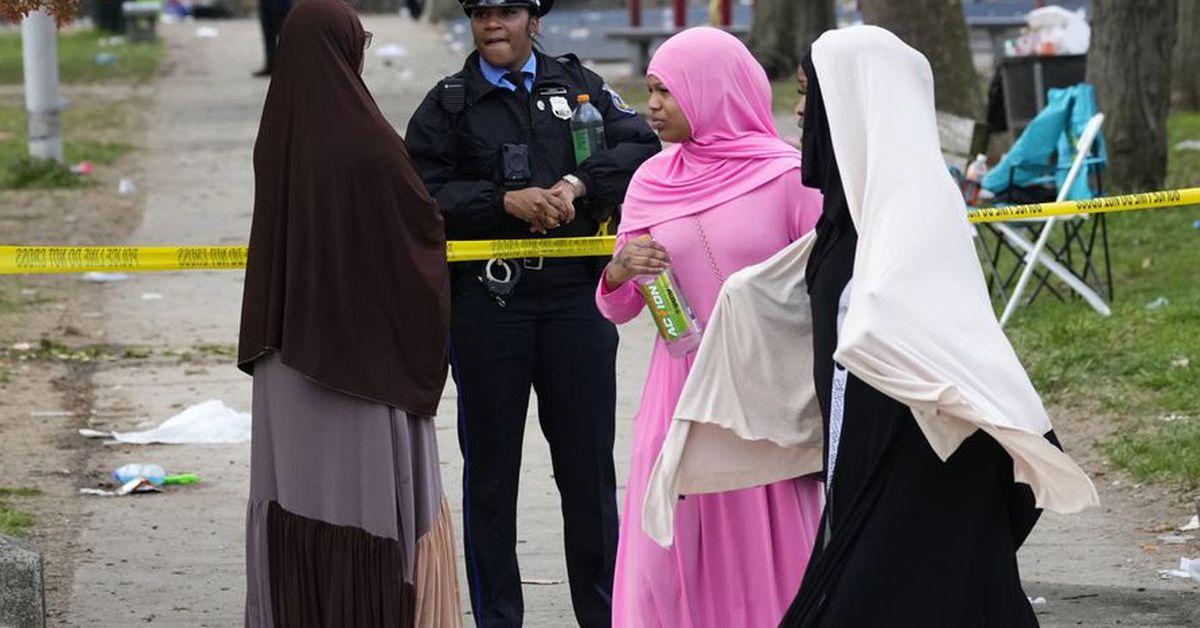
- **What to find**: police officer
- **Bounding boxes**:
[404,1,659,626]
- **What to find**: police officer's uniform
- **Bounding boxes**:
[404,1,659,625]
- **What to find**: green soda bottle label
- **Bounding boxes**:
[572,129,592,165]
[639,273,692,340]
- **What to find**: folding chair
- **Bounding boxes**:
[974,84,1112,326]
[993,112,1108,325]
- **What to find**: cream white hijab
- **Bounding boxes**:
[643,25,1098,548]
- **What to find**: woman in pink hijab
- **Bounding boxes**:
[595,27,824,628]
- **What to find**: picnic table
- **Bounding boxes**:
[605,25,750,75]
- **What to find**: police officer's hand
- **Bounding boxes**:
[548,180,579,226]
[504,188,571,233]
[604,235,671,290]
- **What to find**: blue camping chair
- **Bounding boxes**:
[984,83,1107,202]
[974,84,1113,325]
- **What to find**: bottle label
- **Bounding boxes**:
[572,129,592,165]
[638,273,693,340]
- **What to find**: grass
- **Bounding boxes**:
[1003,111,1200,486]
[0,488,43,498]
[0,96,135,189]
[0,488,41,538]
[0,26,158,188]
[1105,419,1200,486]
[0,28,164,85]
[0,156,80,189]
[1166,112,1200,191]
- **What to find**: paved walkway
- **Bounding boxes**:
[60,16,650,627]
[56,15,1197,628]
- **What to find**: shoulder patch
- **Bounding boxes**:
[437,77,466,114]
[603,83,638,116]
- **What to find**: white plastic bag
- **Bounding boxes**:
[89,400,251,444]
[1026,6,1090,55]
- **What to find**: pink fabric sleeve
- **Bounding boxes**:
[595,230,649,324]
[786,172,824,241]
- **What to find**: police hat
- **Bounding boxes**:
[460,0,553,18]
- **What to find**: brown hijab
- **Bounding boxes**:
[237,0,451,417]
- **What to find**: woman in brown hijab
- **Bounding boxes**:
[237,0,461,625]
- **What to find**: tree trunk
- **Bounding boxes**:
[748,0,835,80]
[861,0,981,118]
[424,0,462,23]
[1172,0,1200,111]
[1088,0,1176,192]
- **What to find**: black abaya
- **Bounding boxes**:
[781,55,1044,628]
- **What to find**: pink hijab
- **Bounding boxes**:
[620,27,803,233]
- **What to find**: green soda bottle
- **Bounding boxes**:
[635,269,702,358]
[571,94,606,166]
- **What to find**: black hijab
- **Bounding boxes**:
[238,0,451,416]
[801,54,855,291]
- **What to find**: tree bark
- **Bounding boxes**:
[424,0,462,23]
[748,0,835,80]
[861,0,981,118]
[1172,0,1200,111]
[1088,0,1176,192]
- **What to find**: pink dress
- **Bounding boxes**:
[597,171,825,628]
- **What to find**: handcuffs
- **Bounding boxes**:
[480,171,584,308]
[478,258,521,308]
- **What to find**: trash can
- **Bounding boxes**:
[121,1,160,43]
[94,0,126,33]
[998,54,1087,137]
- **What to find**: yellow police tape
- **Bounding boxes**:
[445,236,616,263]
[1,188,1197,275]
[0,238,619,274]
[966,187,1200,223]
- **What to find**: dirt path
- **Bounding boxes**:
[0,80,152,623]
[1019,400,1200,626]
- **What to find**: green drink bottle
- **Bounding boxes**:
[635,269,702,358]
[571,94,606,166]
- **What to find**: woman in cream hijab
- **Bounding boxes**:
[642,25,1099,627]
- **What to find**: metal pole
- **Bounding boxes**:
[21,9,64,164]
[673,0,685,28]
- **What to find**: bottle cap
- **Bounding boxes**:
[577,94,590,103]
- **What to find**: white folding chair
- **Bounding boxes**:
[994,112,1109,326]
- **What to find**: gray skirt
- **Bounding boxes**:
[244,354,461,627]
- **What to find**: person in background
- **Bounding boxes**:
[253,0,291,77]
